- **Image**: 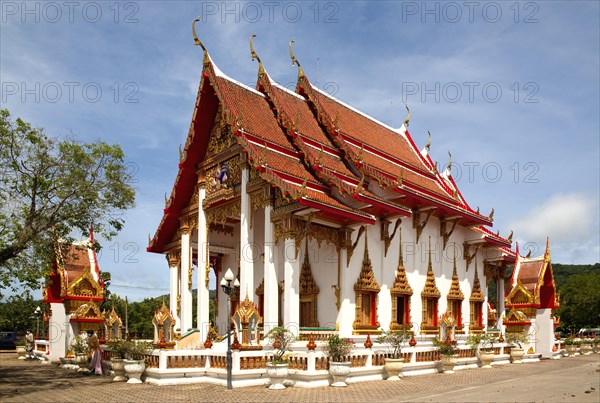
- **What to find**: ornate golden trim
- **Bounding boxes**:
[300,242,320,327]
[439,217,459,250]
[447,250,464,301]
[463,241,482,271]
[421,237,441,298]
[381,217,401,257]
[67,270,103,299]
[413,208,435,243]
[353,231,381,331]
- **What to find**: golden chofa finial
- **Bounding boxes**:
[289,39,305,78]
[192,17,207,52]
[489,208,494,221]
[250,34,265,76]
[403,105,411,127]
[425,130,431,151]
[447,151,453,170]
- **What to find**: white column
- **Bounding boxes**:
[239,166,254,301]
[283,236,300,334]
[197,184,210,340]
[263,204,278,332]
[180,226,193,333]
[338,247,354,337]
[168,254,181,331]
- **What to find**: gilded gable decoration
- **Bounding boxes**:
[421,238,441,298]
[354,232,380,293]
[447,250,464,301]
[353,231,381,332]
[73,301,104,320]
[390,232,413,296]
[469,261,485,302]
[67,270,103,299]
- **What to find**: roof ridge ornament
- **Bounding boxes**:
[425,130,431,151]
[250,34,265,77]
[289,39,306,79]
[192,17,210,66]
[403,105,411,127]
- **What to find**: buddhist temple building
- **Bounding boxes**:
[146,30,521,346]
[505,239,560,358]
[42,239,106,361]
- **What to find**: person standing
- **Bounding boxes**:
[86,330,103,375]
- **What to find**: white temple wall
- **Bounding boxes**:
[47,303,67,361]
[535,309,554,358]
[305,238,337,328]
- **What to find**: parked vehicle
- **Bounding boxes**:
[0,331,17,350]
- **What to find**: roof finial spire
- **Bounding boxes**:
[289,39,305,79]
[403,105,411,127]
[250,34,265,76]
[192,17,207,52]
[425,130,431,151]
[447,151,453,170]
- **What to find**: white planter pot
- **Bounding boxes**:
[440,355,458,374]
[123,359,146,384]
[329,361,351,387]
[266,363,289,390]
[479,351,495,368]
[16,346,27,360]
[510,348,525,364]
[110,358,127,382]
[581,344,593,355]
[565,345,577,357]
[383,358,404,380]
[75,354,89,372]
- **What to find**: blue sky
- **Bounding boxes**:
[1,1,598,301]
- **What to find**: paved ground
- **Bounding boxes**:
[0,352,598,402]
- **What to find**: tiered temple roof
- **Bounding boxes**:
[147,34,511,253]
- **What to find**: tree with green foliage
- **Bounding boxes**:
[558,273,600,333]
[0,109,135,294]
[0,291,39,334]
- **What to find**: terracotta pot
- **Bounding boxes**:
[266,363,289,390]
[329,361,351,387]
[110,358,127,382]
[440,355,458,374]
[510,347,525,364]
[123,359,145,384]
[383,358,404,380]
[479,351,495,368]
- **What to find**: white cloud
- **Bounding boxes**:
[508,193,599,263]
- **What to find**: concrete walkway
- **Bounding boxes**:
[0,352,598,402]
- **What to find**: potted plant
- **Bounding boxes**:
[433,337,458,374]
[377,324,410,380]
[123,341,153,384]
[265,327,296,390]
[323,335,354,387]
[563,336,577,357]
[70,335,90,372]
[108,339,129,382]
[506,331,527,364]
[467,333,497,368]
[580,338,593,355]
